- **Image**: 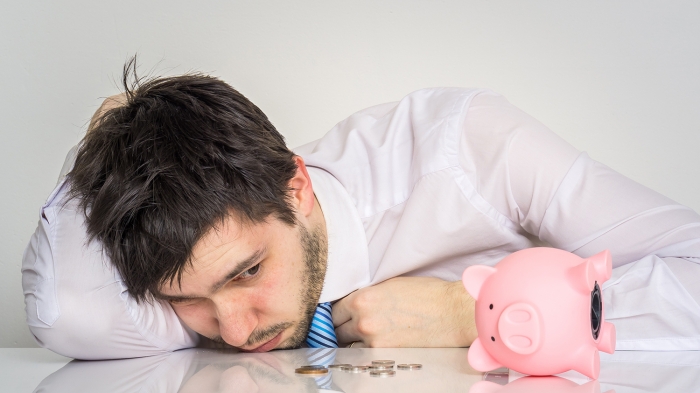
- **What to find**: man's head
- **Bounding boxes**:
[68,60,328,351]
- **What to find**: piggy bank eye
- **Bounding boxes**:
[491,336,495,342]
[489,304,493,310]
[591,282,602,340]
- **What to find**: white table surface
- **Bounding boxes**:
[0,349,70,393]
[1,347,699,393]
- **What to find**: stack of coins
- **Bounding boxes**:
[294,365,328,375]
[369,359,395,377]
[367,365,392,370]
[370,369,396,377]
[397,364,422,370]
[328,364,352,370]
[295,360,422,379]
[341,365,370,373]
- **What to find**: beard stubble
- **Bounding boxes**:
[241,222,328,349]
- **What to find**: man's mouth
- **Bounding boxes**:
[244,331,284,353]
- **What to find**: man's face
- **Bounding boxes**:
[158,214,327,352]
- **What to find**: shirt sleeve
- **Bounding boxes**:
[22,147,199,360]
[461,90,700,350]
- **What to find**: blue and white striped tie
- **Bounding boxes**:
[304,348,337,390]
[305,302,338,348]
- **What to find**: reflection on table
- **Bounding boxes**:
[33,347,700,393]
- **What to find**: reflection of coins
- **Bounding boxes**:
[295,366,329,375]
[328,364,352,369]
[370,370,396,377]
[397,364,422,370]
[368,365,394,370]
[342,366,369,373]
[371,360,395,366]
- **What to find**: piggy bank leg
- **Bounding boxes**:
[596,322,616,354]
[572,346,600,380]
[468,338,503,372]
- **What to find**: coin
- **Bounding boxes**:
[370,370,396,377]
[328,364,352,369]
[342,366,369,373]
[397,364,422,370]
[295,367,329,375]
[298,365,327,369]
[368,365,394,370]
[371,360,395,366]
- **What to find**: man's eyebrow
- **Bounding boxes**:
[155,247,266,301]
[209,247,266,293]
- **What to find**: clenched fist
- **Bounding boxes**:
[332,276,478,348]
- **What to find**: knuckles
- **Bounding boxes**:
[351,288,380,311]
[355,316,379,335]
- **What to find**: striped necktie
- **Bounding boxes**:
[305,302,338,348]
[305,348,338,390]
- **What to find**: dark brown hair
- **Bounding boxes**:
[67,58,298,301]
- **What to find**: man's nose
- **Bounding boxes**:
[212,295,257,348]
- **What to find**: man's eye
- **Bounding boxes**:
[240,264,261,279]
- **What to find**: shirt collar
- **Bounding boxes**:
[307,167,370,303]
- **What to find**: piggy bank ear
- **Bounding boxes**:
[463,265,497,300]
[568,250,614,294]
[585,249,613,283]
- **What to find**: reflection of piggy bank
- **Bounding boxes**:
[462,248,616,379]
[470,376,615,393]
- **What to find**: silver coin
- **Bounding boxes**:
[342,366,369,373]
[397,363,422,370]
[370,370,396,377]
[368,365,394,370]
[371,360,395,366]
[328,364,352,369]
[298,365,327,369]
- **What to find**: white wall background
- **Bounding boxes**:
[1,0,698,348]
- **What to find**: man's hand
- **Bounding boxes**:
[332,277,478,348]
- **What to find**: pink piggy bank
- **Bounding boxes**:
[462,248,616,379]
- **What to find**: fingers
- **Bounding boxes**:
[335,319,364,346]
[331,292,356,327]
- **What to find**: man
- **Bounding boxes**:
[22,63,700,359]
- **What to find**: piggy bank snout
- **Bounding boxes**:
[497,303,541,355]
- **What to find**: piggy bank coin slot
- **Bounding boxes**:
[590,282,602,340]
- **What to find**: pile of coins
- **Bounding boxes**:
[295,359,422,378]
[294,365,330,375]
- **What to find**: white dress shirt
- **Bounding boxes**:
[22,88,700,359]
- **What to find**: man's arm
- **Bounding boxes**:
[333,90,700,350]
[22,95,199,359]
[469,92,700,350]
[22,160,200,359]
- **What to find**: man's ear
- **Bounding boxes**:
[288,156,316,218]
